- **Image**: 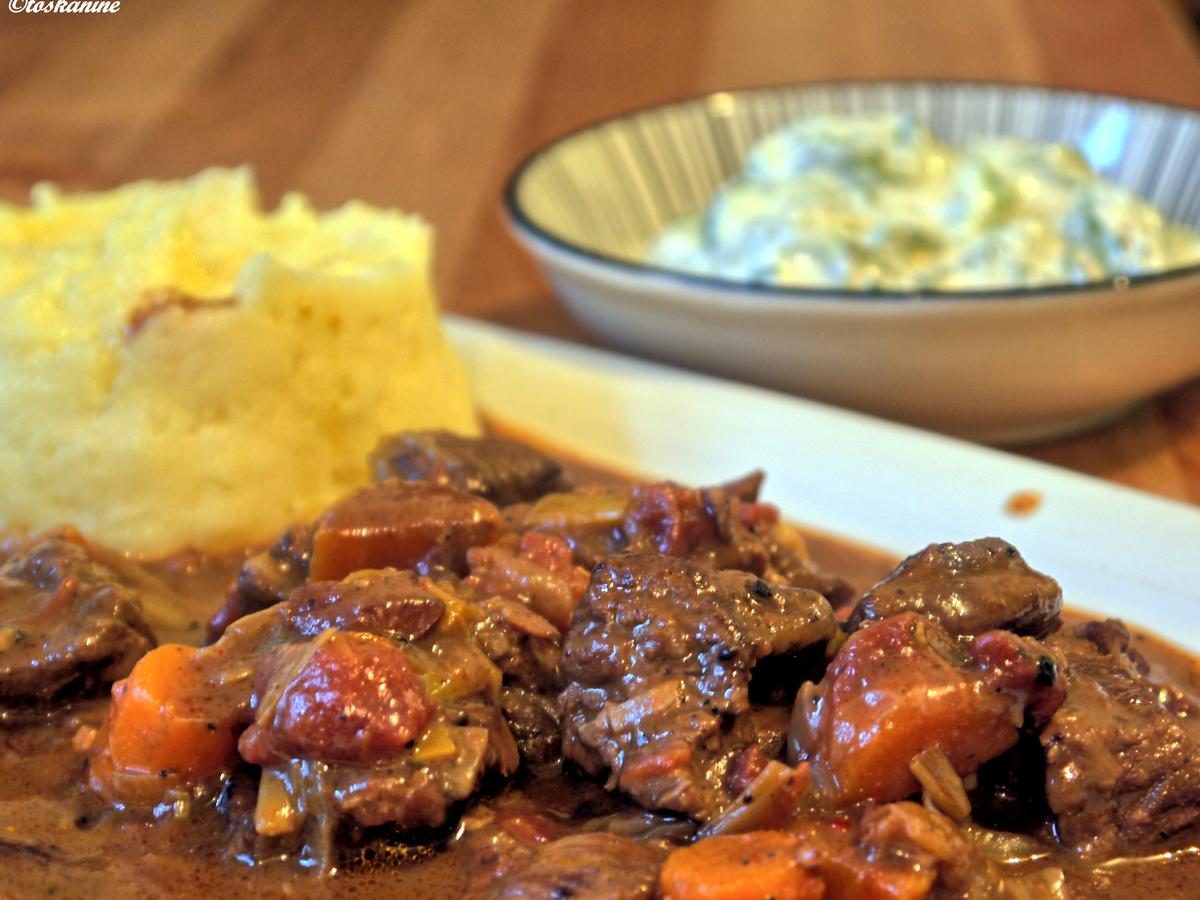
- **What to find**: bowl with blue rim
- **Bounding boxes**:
[504,81,1200,444]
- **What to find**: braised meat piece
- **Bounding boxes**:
[520,479,854,608]
[210,481,502,637]
[852,802,1066,898]
[471,597,562,695]
[0,536,157,710]
[498,685,562,764]
[370,431,568,506]
[208,523,312,639]
[627,481,852,608]
[791,612,1066,805]
[1042,619,1200,857]
[466,531,590,633]
[559,552,837,819]
[761,536,858,610]
[280,570,446,641]
[847,538,1062,637]
[485,833,662,900]
[968,729,1052,832]
[93,568,519,856]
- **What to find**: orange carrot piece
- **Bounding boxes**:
[660,832,825,900]
[308,481,501,582]
[620,742,693,783]
[809,613,1020,804]
[90,644,237,801]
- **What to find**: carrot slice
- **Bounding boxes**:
[90,644,237,801]
[660,831,825,900]
[308,481,501,582]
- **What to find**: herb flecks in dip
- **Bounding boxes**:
[647,113,1200,291]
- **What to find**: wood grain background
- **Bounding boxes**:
[2,0,1198,503]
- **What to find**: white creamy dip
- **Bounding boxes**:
[647,113,1200,291]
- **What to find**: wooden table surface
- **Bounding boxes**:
[3,0,1199,505]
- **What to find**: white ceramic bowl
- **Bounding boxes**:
[505,81,1200,444]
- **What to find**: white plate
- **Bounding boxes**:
[446,316,1200,651]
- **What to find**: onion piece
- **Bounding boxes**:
[909,745,971,822]
[522,491,628,530]
[255,766,304,836]
[698,760,809,838]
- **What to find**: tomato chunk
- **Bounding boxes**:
[238,630,436,766]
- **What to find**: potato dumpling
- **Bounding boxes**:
[0,168,477,556]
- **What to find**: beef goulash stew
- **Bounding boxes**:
[2,432,1198,899]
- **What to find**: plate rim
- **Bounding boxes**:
[446,315,1200,652]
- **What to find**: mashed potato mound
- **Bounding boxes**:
[0,168,478,556]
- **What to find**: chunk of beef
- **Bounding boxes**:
[791,612,1065,805]
[466,531,590,632]
[455,814,543,896]
[461,529,579,750]
[96,567,519,859]
[854,802,1066,898]
[328,696,519,830]
[499,685,562,764]
[622,481,737,560]
[848,538,1062,637]
[761,534,858,610]
[623,483,852,606]
[280,570,446,641]
[210,481,502,637]
[0,536,157,710]
[521,479,854,609]
[1042,619,1200,857]
[370,431,568,506]
[559,552,837,819]
[472,597,561,694]
[485,833,662,900]
[208,524,313,639]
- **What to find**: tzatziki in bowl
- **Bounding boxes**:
[505,81,1200,444]
[647,113,1200,292]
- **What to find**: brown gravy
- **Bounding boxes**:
[1,460,1198,898]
